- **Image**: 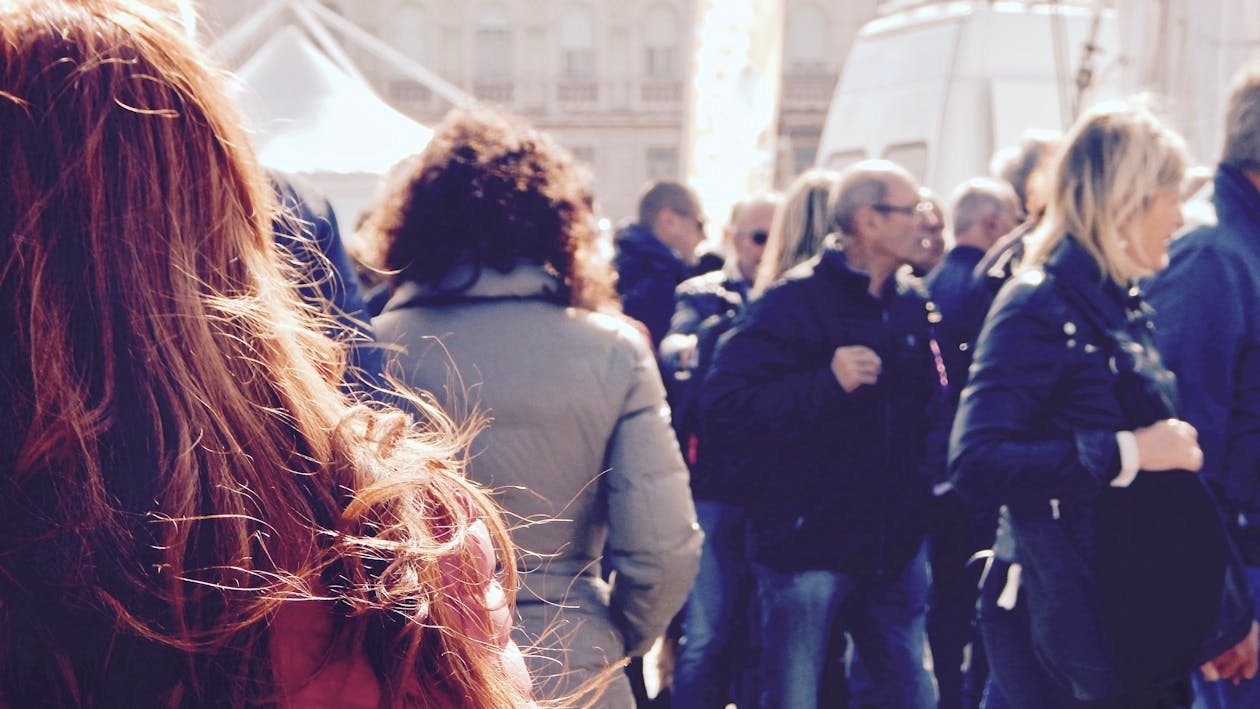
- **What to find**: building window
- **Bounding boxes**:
[646,146,679,179]
[571,145,596,167]
[643,5,680,79]
[390,3,426,63]
[560,5,595,78]
[476,3,513,78]
[786,3,828,74]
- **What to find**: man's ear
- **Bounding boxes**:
[855,204,879,236]
[652,209,674,238]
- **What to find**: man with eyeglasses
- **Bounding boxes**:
[703,160,943,708]
[615,178,713,349]
[662,192,781,709]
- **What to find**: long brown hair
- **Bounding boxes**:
[0,1,524,706]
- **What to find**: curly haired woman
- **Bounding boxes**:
[363,107,702,708]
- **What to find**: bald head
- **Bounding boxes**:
[828,160,919,238]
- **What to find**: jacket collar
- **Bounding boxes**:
[383,262,564,312]
[1045,236,1135,327]
[614,222,686,265]
[818,243,900,301]
[1212,163,1260,233]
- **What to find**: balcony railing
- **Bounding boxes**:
[473,79,515,104]
[781,73,837,111]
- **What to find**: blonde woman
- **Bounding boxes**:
[752,169,839,296]
[950,103,1257,707]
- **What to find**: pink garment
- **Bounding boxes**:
[271,519,532,706]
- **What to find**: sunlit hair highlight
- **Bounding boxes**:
[1023,100,1188,284]
[753,169,839,295]
[0,1,525,706]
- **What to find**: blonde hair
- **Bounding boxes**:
[1023,101,1188,283]
[753,169,839,294]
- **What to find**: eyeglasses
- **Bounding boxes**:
[872,201,937,218]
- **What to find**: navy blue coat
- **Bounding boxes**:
[951,236,1251,699]
[614,222,690,348]
[702,246,943,575]
[1148,165,1260,552]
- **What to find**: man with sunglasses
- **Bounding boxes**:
[615,178,713,349]
[662,192,780,709]
[703,160,944,708]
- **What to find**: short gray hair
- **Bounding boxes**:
[950,177,1018,235]
[1223,64,1260,170]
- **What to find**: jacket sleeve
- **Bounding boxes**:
[602,335,701,657]
[948,280,1118,512]
[701,287,847,443]
[1147,240,1258,507]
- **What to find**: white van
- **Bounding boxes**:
[815,1,1120,199]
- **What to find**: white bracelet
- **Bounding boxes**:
[1113,431,1140,487]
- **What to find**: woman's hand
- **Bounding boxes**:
[1202,621,1260,684]
[1133,418,1203,472]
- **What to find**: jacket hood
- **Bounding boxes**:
[615,222,682,264]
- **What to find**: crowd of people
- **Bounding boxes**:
[8,2,1260,708]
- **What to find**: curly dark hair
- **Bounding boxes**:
[364,106,618,312]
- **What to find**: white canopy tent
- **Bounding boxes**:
[231,25,433,226]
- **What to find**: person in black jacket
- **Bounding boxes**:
[614,179,712,348]
[665,193,778,709]
[703,160,943,708]
[1147,64,1260,709]
[950,102,1257,708]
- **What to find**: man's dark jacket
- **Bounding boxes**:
[662,269,749,501]
[925,245,986,406]
[701,246,944,575]
[1148,165,1260,556]
[614,222,691,348]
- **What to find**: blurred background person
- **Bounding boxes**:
[752,168,840,296]
[0,2,530,706]
[615,178,714,349]
[364,106,702,708]
[1148,64,1260,709]
[907,187,948,276]
[663,192,779,709]
[923,176,1021,709]
[951,102,1255,708]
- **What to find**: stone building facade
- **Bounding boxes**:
[199,0,878,222]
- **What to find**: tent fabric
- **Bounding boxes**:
[235,25,432,176]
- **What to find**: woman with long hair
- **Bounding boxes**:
[752,168,839,296]
[0,2,529,706]
[363,107,701,707]
[950,102,1257,707]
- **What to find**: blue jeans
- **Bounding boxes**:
[1193,564,1260,709]
[673,500,755,709]
[754,543,936,709]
